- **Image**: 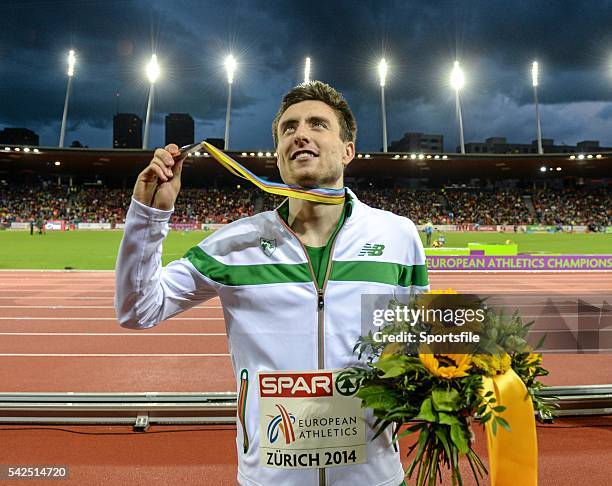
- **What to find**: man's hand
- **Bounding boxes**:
[133,144,185,210]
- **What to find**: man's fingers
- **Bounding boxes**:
[173,157,184,178]
[154,147,176,169]
[149,163,169,182]
[165,143,179,155]
[152,158,173,178]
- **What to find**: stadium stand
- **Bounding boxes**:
[1,181,610,228]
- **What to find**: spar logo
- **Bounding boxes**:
[266,404,296,445]
[259,372,333,398]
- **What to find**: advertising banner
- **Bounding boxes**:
[427,254,612,271]
[258,370,366,470]
[9,222,29,230]
[44,220,65,231]
[169,223,199,230]
[77,223,112,230]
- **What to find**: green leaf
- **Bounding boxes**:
[496,416,511,432]
[492,405,506,413]
[434,428,453,461]
[355,385,399,410]
[450,424,469,454]
[438,412,461,426]
[415,398,438,422]
[373,355,411,378]
[432,388,460,412]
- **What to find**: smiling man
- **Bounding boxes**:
[115,81,428,486]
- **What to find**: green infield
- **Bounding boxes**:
[420,231,611,255]
[0,229,609,270]
[0,230,212,270]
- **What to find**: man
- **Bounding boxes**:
[115,81,428,485]
[424,221,433,246]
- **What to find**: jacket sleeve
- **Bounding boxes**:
[408,218,430,294]
[114,198,220,329]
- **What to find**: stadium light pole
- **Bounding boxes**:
[451,60,465,154]
[532,61,543,154]
[304,57,311,83]
[379,58,388,153]
[143,54,160,149]
[224,55,237,150]
[59,49,76,148]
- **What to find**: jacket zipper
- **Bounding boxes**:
[276,210,346,486]
[276,212,344,370]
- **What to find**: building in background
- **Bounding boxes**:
[0,128,39,146]
[165,113,194,148]
[462,137,612,154]
[205,138,225,150]
[113,113,142,148]
[388,132,443,153]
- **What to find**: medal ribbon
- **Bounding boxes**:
[481,369,538,486]
[197,141,346,204]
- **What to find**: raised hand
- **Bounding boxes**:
[133,144,185,210]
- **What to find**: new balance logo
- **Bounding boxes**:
[358,243,385,256]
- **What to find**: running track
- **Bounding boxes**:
[0,271,611,392]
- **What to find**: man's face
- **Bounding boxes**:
[276,100,354,189]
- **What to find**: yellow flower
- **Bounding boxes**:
[526,353,542,374]
[471,354,511,376]
[419,353,472,379]
[426,288,458,295]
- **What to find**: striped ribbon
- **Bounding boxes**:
[180,141,346,205]
[238,369,250,453]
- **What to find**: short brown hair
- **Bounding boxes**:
[272,81,357,147]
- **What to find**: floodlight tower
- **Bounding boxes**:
[59,49,76,148]
[532,61,543,154]
[379,58,388,152]
[143,54,160,149]
[451,61,466,154]
[304,57,311,83]
[224,55,237,150]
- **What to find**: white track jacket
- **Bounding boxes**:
[115,189,429,486]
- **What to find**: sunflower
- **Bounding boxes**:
[419,353,472,379]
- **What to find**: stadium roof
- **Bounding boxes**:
[1,146,610,182]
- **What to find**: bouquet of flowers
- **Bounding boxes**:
[345,292,554,486]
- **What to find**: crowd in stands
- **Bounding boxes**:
[443,190,534,225]
[1,182,610,228]
[532,187,610,228]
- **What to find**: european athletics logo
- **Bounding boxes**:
[266,404,296,445]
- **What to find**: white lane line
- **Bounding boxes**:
[1,304,603,309]
[3,283,114,297]
[0,332,226,336]
[0,317,223,321]
[0,353,230,357]
[0,305,223,309]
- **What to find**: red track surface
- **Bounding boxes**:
[0,271,611,485]
[0,270,611,391]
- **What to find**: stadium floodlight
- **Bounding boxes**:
[59,49,76,148]
[143,54,160,149]
[532,61,543,154]
[304,57,311,83]
[379,58,388,152]
[450,61,465,154]
[224,54,237,150]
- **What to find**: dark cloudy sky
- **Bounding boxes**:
[1,0,612,151]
